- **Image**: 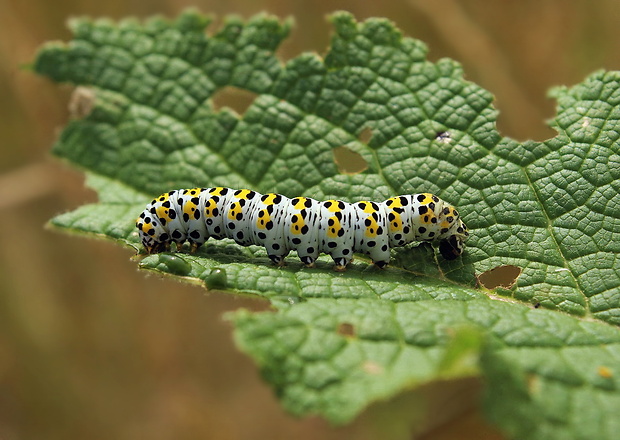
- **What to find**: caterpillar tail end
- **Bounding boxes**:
[143,242,168,255]
[141,243,161,255]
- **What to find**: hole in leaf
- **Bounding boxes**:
[211,86,258,115]
[358,126,373,144]
[477,265,521,290]
[337,322,356,337]
[69,86,96,118]
[333,146,368,175]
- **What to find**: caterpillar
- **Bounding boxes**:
[136,187,469,270]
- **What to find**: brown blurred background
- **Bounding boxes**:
[1,0,619,439]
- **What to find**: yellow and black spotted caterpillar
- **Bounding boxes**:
[136,187,469,270]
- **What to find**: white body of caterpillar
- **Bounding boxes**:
[136,187,469,270]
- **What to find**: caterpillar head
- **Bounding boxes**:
[438,218,469,260]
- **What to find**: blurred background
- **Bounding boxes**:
[2,0,620,439]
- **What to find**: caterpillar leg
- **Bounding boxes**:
[269,254,286,267]
[373,260,389,269]
[333,257,349,272]
[300,256,316,268]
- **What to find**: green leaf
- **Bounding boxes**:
[34,10,620,438]
[233,298,620,431]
